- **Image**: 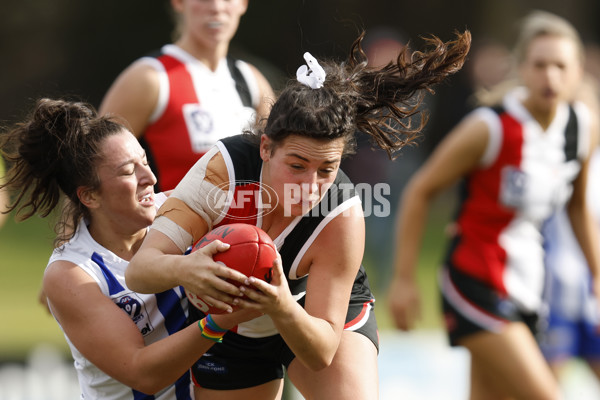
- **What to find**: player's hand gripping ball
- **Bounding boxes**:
[186,223,277,314]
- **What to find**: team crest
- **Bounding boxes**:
[500,166,527,209]
[183,104,214,153]
[115,293,155,336]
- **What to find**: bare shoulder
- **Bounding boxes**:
[99,61,161,135]
[115,59,160,87]
[430,111,491,169]
[301,202,365,276]
[44,260,92,292]
[408,111,492,194]
[245,62,275,114]
[43,260,103,318]
[448,111,491,147]
[320,205,364,254]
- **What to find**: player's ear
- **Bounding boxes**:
[77,186,100,209]
[260,134,272,162]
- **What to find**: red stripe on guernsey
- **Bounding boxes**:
[144,54,201,191]
[344,299,374,331]
[216,182,259,227]
[451,112,523,293]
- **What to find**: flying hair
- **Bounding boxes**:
[252,30,472,159]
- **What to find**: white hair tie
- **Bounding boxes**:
[296,52,326,89]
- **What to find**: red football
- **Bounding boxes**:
[186,223,277,314]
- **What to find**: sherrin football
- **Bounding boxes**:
[186,223,277,314]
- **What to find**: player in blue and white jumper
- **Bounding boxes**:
[0,98,258,400]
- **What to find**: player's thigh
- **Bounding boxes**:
[469,357,511,400]
[461,322,559,400]
[194,379,284,400]
[287,331,378,400]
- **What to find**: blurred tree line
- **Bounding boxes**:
[1,0,598,129]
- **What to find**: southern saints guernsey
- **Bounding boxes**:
[445,87,591,313]
[168,135,376,338]
[137,44,260,191]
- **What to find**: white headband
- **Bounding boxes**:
[296,52,326,89]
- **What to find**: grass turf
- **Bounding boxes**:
[0,213,69,360]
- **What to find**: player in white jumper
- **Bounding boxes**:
[389,11,600,400]
[99,0,274,192]
[0,98,259,400]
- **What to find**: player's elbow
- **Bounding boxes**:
[304,350,336,372]
[128,375,172,395]
[404,173,438,204]
[124,255,155,293]
[313,357,334,372]
[124,262,143,292]
[131,382,161,396]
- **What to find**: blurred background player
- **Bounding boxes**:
[388,10,600,400]
[538,58,600,385]
[342,29,512,292]
[99,0,274,192]
[540,143,600,383]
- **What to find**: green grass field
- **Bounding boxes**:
[0,193,455,361]
[365,193,454,331]
[0,212,69,360]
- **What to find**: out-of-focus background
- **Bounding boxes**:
[2,1,600,399]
